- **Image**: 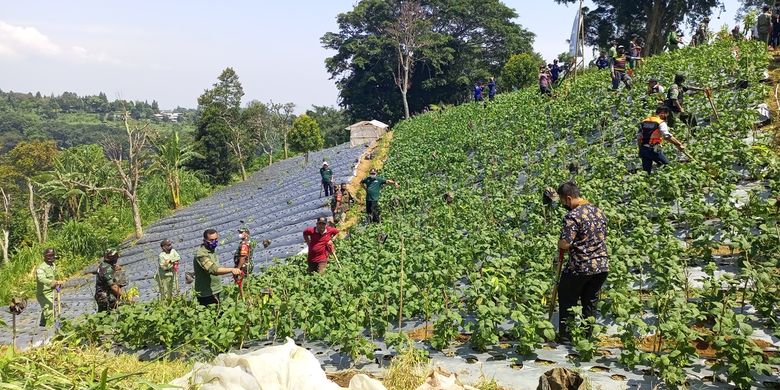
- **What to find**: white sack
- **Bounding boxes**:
[170,337,386,390]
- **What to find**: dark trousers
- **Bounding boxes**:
[558,272,608,339]
[197,293,221,306]
[639,145,669,174]
[322,181,333,196]
[307,261,328,274]
[366,200,380,223]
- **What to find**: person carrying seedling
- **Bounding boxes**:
[473,82,483,102]
[610,46,632,91]
[194,229,242,306]
[303,217,340,274]
[95,249,125,312]
[234,225,255,276]
[555,181,609,344]
[664,73,709,128]
[637,106,687,174]
[156,239,180,301]
[360,168,399,223]
[36,248,63,327]
[320,161,334,197]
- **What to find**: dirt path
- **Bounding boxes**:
[338,131,394,233]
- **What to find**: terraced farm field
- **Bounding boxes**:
[5,40,779,389]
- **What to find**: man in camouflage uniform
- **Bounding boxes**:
[194,229,242,306]
[36,248,63,327]
[331,183,354,224]
[555,182,609,343]
[95,249,124,312]
[234,226,256,276]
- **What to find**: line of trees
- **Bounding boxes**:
[188,68,348,185]
[322,0,537,124]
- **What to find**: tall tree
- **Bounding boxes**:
[151,130,200,209]
[5,140,58,244]
[244,101,280,165]
[322,0,534,124]
[191,68,247,184]
[386,0,437,119]
[52,113,152,239]
[554,0,722,55]
[502,52,544,90]
[289,114,324,153]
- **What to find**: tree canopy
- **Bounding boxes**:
[554,0,722,55]
[322,0,535,124]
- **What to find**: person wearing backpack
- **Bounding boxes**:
[757,5,772,45]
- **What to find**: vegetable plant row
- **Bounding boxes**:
[61,40,779,388]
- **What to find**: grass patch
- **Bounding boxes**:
[0,343,190,389]
[383,345,430,390]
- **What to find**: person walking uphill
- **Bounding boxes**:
[36,248,63,327]
[665,73,709,128]
[637,106,687,174]
[303,217,340,274]
[320,162,333,197]
[361,168,399,223]
[194,229,242,306]
[156,239,180,301]
[95,249,126,312]
[555,182,608,343]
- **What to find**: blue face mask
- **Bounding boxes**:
[205,239,219,250]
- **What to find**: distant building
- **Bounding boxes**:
[153,111,182,123]
[347,120,389,147]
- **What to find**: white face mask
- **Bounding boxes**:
[370,174,377,179]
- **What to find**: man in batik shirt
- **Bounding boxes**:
[556,181,609,343]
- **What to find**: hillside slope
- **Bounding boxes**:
[0,142,365,347]
[57,40,779,388]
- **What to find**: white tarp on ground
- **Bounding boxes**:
[171,338,386,390]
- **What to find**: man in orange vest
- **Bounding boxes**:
[637,106,687,174]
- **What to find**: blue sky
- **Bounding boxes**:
[0,0,743,112]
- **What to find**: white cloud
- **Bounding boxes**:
[0,20,119,64]
[0,21,61,56]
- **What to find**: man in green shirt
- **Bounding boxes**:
[664,73,709,128]
[156,239,180,301]
[95,249,124,312]
[36,248,63,327]
[360,168,399,223]
[194,229,241,306]
[320,161,334,197]
[667,27,683,51]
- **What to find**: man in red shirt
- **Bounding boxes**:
[302,217,340,274]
